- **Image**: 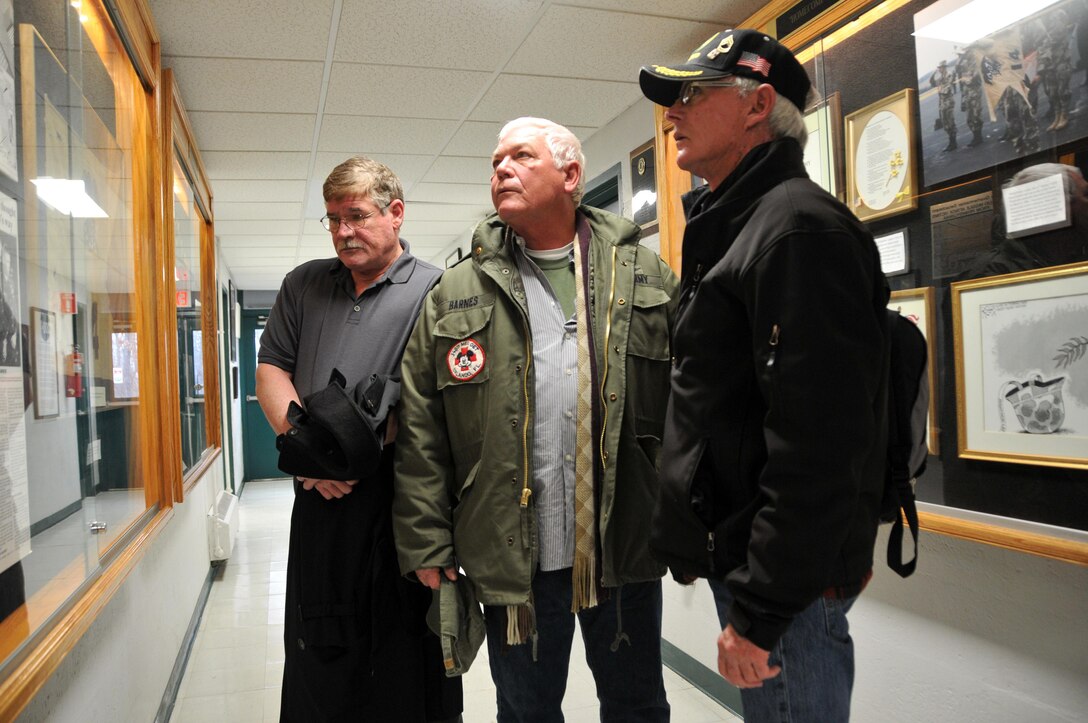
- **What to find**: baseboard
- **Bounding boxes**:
[661,638,743,717]
[155,565,216,723]
[29,499,83,537]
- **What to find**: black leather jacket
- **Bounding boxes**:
[651,139,890,650]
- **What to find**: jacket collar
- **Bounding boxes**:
[684,138,808,220]
[469,206,641,265]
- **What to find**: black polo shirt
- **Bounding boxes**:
[259,240,441,399]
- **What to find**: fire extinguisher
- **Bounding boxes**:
[65,344,84,398]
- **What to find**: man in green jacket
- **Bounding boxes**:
[394,117,677,721]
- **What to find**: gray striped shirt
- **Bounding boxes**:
[514,239,577,572]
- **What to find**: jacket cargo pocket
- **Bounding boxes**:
[627,283,671,440]
[434,301,494,389]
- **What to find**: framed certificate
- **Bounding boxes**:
[30,306,59,418]
[845,88,917,223]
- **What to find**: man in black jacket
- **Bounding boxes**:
[640,30,890,721]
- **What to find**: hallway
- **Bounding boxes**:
[169,478,741,722]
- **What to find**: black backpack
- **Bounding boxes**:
[881,309,929,578]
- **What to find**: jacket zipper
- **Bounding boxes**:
[706,531,716,574]
[597,246,618,470]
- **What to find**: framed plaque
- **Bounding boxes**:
[30,307,59,418]
[845,88,917,223]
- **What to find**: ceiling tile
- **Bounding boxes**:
[318,115,459,155]
[313,152,434,186]
[189,112,316,152]
[444,121,505,157]
[507,7,726,83]
[215,221,302,237]
[214,202,303,221]
[324,64,491,120]
[149,0,334,61]
[559,0,740,24]
[402,220,482,236]
[211,180,307,204]
[203,152,311,180]
[469,75,640,127]
[333,0,541,70]
[166,57,324,113]
[422,156,493,184]
[402,202,491,222]
[406,183,490,205]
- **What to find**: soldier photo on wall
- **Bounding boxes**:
[914,0,1088,188]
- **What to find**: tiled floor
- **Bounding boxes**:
[170,477,741,722]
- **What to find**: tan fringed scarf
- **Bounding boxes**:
[504,221,600,648]
[570,229,598,613]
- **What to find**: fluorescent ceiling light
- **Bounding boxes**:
[31,177,108,218]
[913,0,1064,44]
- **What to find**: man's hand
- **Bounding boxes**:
[415,567,458,590]
[717,624,781,688]
[299,477,358,500]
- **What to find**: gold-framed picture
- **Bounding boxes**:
[951,261,1088,469]
[845,88,917,223]
[889,286,939,455]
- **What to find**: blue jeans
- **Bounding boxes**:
[709,580,856,723]
[484,569,670,722]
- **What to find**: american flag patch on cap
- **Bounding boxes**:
[737,51,771,76]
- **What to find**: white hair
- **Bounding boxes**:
[731,77,813,148]
[497,117,586,204]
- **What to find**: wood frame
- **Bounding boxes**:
[162,67,221,497]
[650,0,1088,565]
[0,0,192,717]
[951,262,1088,470]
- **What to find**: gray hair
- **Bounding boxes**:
[732,77,812,148]
[323,155,404,207]
[497,117,586,204]
[1007,163,1085,190]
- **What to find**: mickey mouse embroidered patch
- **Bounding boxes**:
[447,339,486,381]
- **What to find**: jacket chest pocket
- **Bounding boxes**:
[627,283,671,361]
[434,302,494,390]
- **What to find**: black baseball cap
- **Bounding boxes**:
[640,29,811,112]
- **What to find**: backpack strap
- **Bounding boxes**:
[886,473,918,577]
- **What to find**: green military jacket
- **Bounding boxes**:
[393,206,678,606]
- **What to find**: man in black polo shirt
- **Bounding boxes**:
[257,156,460,722]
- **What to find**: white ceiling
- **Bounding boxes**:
[149,0,764,290]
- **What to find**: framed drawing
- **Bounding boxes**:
[952,262,1088,469]
[30,307,59,418]
[629,138,658,234]
[802,91,843,200]
[889,287,939,455]
[845,88,917,223]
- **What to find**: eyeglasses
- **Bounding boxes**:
[319,204,388,232]
[678,79,741,106]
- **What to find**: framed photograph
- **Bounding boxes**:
[629,138,658,234]
[889,287,939,455]
[913,0,1088,189]
[845,88,917,223]
[30,307,59,418]
[802,91,844,200]
[227,280,237,363]
[952,262,1088,469]
[875,228,910,276]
